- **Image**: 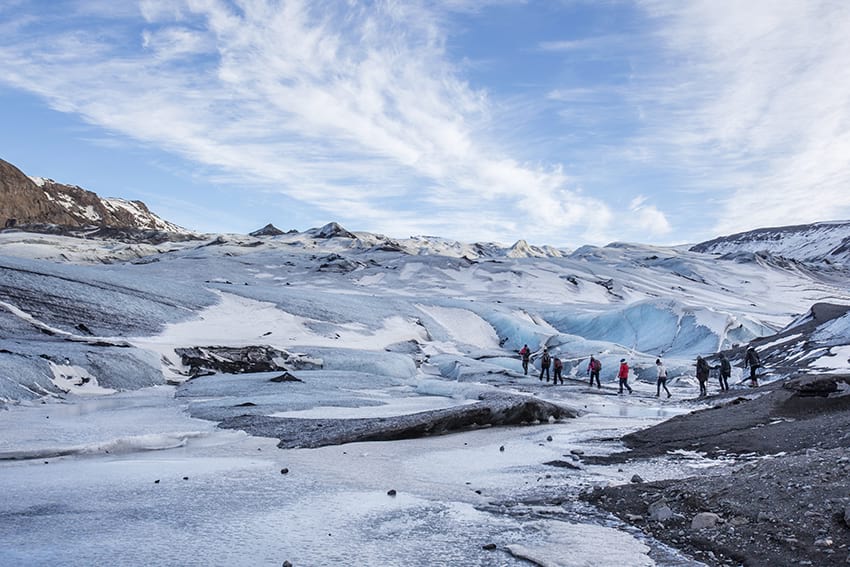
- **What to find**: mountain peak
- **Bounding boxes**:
[311,222,357,239]
[507,239,548,258]
[249,223,287,237]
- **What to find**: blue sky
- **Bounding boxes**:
[1,1,849,248]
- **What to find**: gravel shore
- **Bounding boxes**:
[580,374,850,566]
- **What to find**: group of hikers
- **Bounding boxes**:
[518,343,763,397]
[695,346,761,395]
[519,345,566,384]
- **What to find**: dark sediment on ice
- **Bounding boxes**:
[218,392,578,449]
[583,374,850,463]
[580,374,850,567]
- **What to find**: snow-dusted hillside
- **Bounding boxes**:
[690,220,850,266]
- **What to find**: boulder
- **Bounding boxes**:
[648,499,674,522]
[269,372,302,383]
[691,512,721,530]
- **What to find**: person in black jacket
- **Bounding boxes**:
[744,346,760,387]
[539,348,551,382]
[696,356,710,396]
[717,353,731,391]
[655,358,671,398]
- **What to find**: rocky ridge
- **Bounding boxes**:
[690,220,850,266]
[0,157,188,233]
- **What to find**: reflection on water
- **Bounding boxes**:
[270,395,477,419]
[39,391,169,417]
[585,402,689,420]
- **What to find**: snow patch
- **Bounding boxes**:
[416,304,501,349]
[506,520,653,567]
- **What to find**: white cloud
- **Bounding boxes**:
[628,195,671,236]
[0,0,603,246]
[635,0,850,235]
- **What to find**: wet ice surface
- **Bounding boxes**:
[0,381,711,567]
[270,393,478,418]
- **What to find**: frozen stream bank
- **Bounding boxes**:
[0,379,709,567]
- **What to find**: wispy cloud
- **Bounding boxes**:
[538,35,627,54]
[633,0,850,235]
[0,0,611,246]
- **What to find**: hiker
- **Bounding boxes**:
[696,355,710,396]
[744,346,760,387]
[519,344,531,375]
[717,352,731,391]
[539,348,551,382]
[617,359,632,394]
[655,358,671,398]
[553,357,563,384]
[587,355,602,388]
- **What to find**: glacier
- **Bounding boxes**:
[1,224,849,566]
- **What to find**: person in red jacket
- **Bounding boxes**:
[618,358,633,394]
[518,344,531,375]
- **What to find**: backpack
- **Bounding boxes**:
[553,358,562,369]
[592,359,601,371]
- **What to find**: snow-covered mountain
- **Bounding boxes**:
[690,220,850,266]
[0,158,189,233]
[287,221,567,259]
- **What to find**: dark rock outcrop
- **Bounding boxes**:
[316,254,365,273]
[218,392,578,449]
[175,345,321,376]
[269,372,302,383]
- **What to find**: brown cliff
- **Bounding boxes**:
[0,158,186,232]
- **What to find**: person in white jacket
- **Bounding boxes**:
[655,358,671,398]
